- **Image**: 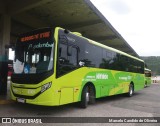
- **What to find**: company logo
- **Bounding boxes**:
[96,73,108,80]
[2,118,11,123]
[28,42,53,49]
[1,118,42,124]
[119,76,132,81]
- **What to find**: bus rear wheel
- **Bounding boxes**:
[144,81,147,88]
[127,84,134,97]
[80,85,95,108]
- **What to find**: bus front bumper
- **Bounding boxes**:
[10,85,61,106]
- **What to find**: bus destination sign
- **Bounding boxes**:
[20,31,50,42]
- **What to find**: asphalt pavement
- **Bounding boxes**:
[0,83,160,126]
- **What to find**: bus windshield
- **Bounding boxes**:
[145,70,151,77]
[13,41,54,74]
[13,30,54,74]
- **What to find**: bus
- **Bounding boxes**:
[144,68,151,87]
[10,27,145,108]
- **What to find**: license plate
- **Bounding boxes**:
[17,98,26,103]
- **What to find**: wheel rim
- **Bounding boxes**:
[130,86,133,95]
[86,92,89,102]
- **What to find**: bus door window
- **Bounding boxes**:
[57,43,78,77]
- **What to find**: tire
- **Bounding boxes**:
[80,85,95,108]
[89,86,95,104]
[127,84,134,97]
[80,86,89,108]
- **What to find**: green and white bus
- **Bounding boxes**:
[144,68,151,87]
[11,27,145,108]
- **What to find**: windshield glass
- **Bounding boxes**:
[145,72,151,77]
[13,29,54,74]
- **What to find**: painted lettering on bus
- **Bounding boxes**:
[96,73,108,79]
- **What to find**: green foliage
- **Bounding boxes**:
[141,56,160,76]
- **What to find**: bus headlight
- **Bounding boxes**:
[41,82,52,93]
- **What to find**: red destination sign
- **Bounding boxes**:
[20,31,50,42]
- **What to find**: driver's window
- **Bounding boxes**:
[59,43,68,64]
[57,43,78,77]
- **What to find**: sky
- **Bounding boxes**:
[90,0,160,56]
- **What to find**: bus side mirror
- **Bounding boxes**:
[59,58,65,64]
[79,61,85,67]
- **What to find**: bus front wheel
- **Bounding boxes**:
[80,85,95,108]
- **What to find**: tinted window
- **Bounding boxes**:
[57,33,79,77]
[57,29,144,76]
[100,48,144,73]
[84,43,102,67]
